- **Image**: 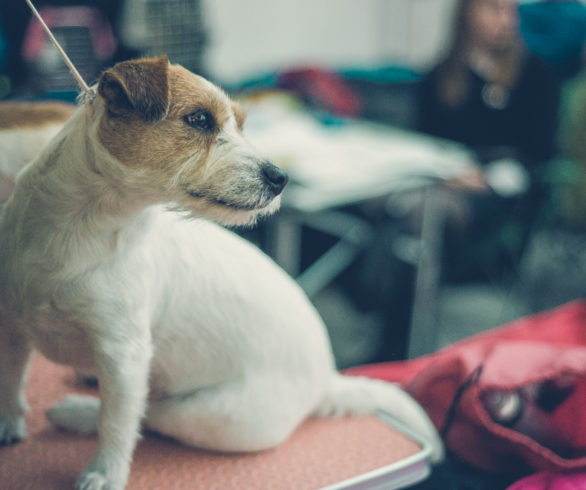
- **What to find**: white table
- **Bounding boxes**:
[244,97,475,357]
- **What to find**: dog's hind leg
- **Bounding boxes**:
[0,310,32,446]
[145,378,307,453]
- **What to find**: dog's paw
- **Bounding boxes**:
[0,414,26,446]
[76,470,118,490]
[76,462,128,490]
[47,394,100,434]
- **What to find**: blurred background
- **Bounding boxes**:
[1,0,585,371]
[0,0,455,96]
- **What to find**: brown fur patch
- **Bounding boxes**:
[97,60,234,176]
[0,101,76,129]
[98,55,170,122]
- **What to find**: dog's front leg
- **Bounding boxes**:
[0,310,32,446]
[77,337,152,490]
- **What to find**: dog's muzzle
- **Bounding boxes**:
[261,162,288,196]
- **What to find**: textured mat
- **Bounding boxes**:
[0,355,422,490]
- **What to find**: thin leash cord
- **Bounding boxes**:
[24,0,93,97]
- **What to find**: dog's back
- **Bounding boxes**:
[0,101,75,203]
[0,101,75,130]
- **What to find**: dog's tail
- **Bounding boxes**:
[315,373,444,463]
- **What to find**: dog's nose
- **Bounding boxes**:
[261,162,288,196]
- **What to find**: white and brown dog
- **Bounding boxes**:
[0,56,443,490]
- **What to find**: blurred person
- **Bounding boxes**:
[415,0,561,281]
[339,0,561,360]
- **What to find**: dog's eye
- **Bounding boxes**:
[184,110,216,132]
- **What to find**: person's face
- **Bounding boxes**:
[466,0,518,52]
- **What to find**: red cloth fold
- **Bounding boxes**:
[347,300,586,474]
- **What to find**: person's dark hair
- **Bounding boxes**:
[435,0,526,108]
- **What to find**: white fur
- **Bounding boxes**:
[0,64,442,490]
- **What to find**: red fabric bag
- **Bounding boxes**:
[507,470,586,490]
[347,300,586,474]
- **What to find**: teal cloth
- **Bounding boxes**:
[519,2,586,67]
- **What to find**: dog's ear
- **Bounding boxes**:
[98,55,170,122]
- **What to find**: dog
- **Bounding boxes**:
[0,101,76,204]
[0,55,443,490]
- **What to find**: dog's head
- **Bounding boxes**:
[94,55,287,226]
